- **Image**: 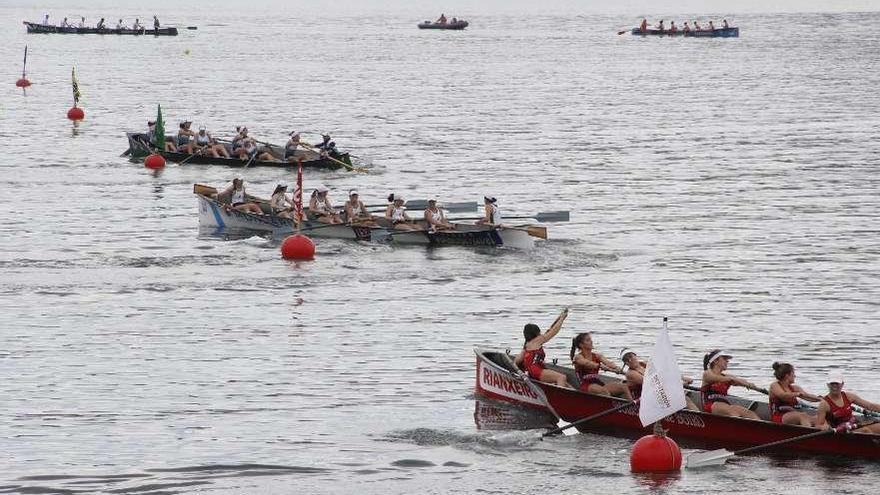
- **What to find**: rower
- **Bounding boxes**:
[815,372,880,433]
[309,185,343,224]
[658,19,665,32]
[683,21,690,33]
[218,176,263,215]
[344,190,376,225]
[768,362,820,426]
[194,126,229,158]
[154,15,160,29]
[622,349,699,410]
[42,13,50,26]
[476,196,501,226]
[639,18,648,33]
[669,21,677,33]
[96,18,106,30]
[133,18,143,30]
[570,333,631,399]
[708,20,716,31]
[384,193,420,231]
[723,19,729,29]
[513,308,571,388]
[700,349,761,419]
[78,17,85,28]
[176,121,196,154]
[437,13,447,24]
[284,131,301,162]
[315,133,339,158]
[116,19,127,30]
[424,198,454,232]
[61,17,70,28]
[693,21,701,31]
[270,182,294,218]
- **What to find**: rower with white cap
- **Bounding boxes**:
[476,196,502,226]
[384,193,420,231]
[270,182,294,218]
[423,198,454,232]
[344,190,376,226]
[816,372,880,433]
[309,185,342,224]
[622,348,699,410]
[194,125,229,158]
[218,175,263,215]
[700,349,760,419]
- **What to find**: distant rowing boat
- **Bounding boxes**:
[23,21,178,36]
[418,20,469,30]
[631,27,739,37]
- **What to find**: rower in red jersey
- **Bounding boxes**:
[570,333,631,399]
[514,308,572,388]
[700,349,760,419]
[622,348,700,410]
[768,362,820,426]
[816,372,880,433]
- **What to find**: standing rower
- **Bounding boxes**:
[153,15,160,29]
[700,349,760,419]
[513,308,572,388]
[815,373,880,433]
[768,362,820,426]
[570,333,631,399]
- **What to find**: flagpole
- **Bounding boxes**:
[22,45,28,79]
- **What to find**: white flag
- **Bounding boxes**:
[638,318,687,427]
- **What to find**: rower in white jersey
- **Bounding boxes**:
[344,190,376,226]
[424,198,454,231]
[308,185,342,224]
[476,196,502,226]
[385,193,420,231]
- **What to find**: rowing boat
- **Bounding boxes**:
[631,27,739,37]
[196,188,541,249]
[125,133,350,170]
[418,20,469,30]
[474,348,880,459]
[24,21,178,36]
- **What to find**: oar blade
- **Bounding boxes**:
[685,449,734,469]
[534,211,570,222]
[526,225,548,239]
[559,419,578,436]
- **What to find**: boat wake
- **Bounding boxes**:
[380,427,543,451]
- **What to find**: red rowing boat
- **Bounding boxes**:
[475,348,880,459]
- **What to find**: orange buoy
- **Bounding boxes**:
[630,424,682,472]
[16,78,31,88]
[144,153,166,169]
[281,234,315,260]
[67,106,84,121]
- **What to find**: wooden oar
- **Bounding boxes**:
[450,211,569,223]
[297,141,367,173]
[686,419,880,469]
[543,399,640,437]
[506,225,547,240]
[242,151,258,169]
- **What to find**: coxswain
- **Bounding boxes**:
[194,126,229,158]
[424,199,454,232]
[133,18,143,30]
[700,349,761,419]
[218,177,263,215]
[708,20,716,31]
[309,186,343,224]
[570,333,631,399]
[768,362,820,426]
[96,18,106,30]
[284,131,301,162]
[384,193,420,231]
[639,18,648,33]
[513,308,572,388]
[437,13,447,24]
[269,182,294,218]
[476,196,501,226]
[344,190,376,226]
[815,373,880,433]
[154,15,160,29]
[723,19,729,29]
[621,349,699,410]
[683,21,691,34]
[176,121,196,154]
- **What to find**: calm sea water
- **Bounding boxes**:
[2,4,880,494]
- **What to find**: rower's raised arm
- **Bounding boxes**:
[546,308,569,337]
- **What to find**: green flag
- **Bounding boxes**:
[154,104,165,150]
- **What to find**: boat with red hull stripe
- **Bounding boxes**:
[475,348,880,459]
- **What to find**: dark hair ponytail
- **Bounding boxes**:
[772,361,793,380]
[703,349,720,370]
[570,333,588,361]
[523,323,540,343]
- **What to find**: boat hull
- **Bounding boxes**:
[127,133,349,170]
[418,21,469,30]
[390,225,534,249]
[474,348,880,459]
[631,27,739,37]
[24,21,178,36]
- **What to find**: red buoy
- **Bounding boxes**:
[281,234,315,260]
[630,429,682,473]
[16,78,31,88]
[67,106,84,121]
[144,153,166,169]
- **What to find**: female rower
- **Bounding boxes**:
[344,190,375,226]
[639,18,648,33]
[309,186,342,224]
[385,194,420,231]
[195,126,229,158]
[424,199,454,232]
[621,349,699,410]
[768,362,820,426]
[269,183,293,218]
[220,177,263,215]
[693,21,702,31]
[570,333,631,399]
[701,349,760,419]
[513,308,571,388]
[285,131,301,162]
[176,121,196,154]
[723,19,729,29]
[476,196,501,226]
[683,21,691,34]
[816,373,880,433]
[669,21,677,33]
[708,20,716,31]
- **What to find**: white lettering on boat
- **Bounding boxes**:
[616,401,706,428]
[478,364,544,406]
